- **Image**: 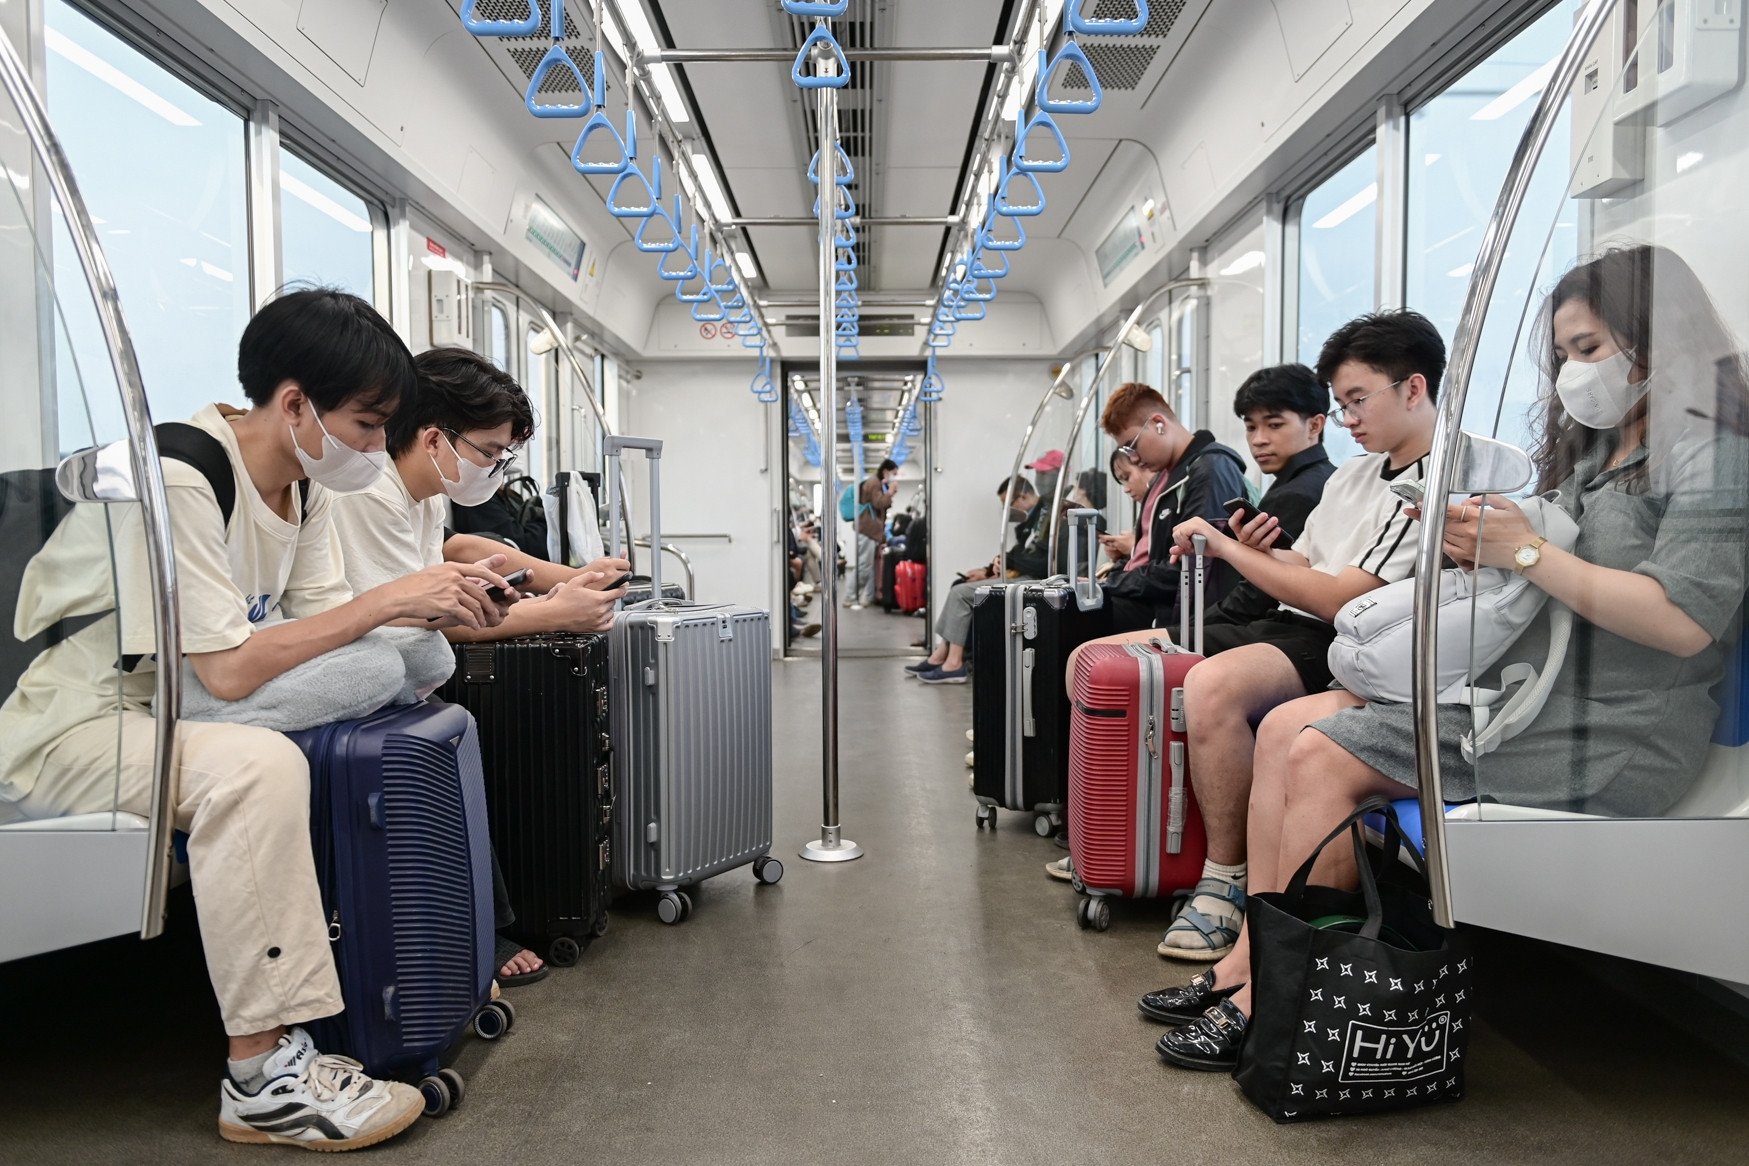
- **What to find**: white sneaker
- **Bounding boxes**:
[849,602,865,611]
[219,1028,424,1151]
[965,750,975,768]
[1045,856,1075,883]
[965,729,975,743]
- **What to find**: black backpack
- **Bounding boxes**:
[0,423,310,698]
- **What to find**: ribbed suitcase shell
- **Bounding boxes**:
[970,582,1112,830]
[1068,641,1207,902]
[608,603,774,895]
[894,560,926,614]
[437,634,612,964]
[291,701,493,1080]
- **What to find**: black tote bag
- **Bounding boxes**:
[1234,796,1473,1122]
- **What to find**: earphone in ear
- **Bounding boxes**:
[1155,421,1165,434]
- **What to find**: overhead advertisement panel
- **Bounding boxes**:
[526,195,586,280]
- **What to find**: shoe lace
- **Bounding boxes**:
[302,1053,373,1104]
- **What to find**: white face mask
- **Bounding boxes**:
[290,408,388,494]
[1555,349,1650,430]
[432,433,500,507]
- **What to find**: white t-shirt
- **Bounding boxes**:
[328,460,448,590]
[0,403,352,801]
[1281,452,1427,621]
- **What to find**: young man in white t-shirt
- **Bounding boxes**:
[0,289,518,1150]
[1139,310,1443,976]
[329,346,628,987]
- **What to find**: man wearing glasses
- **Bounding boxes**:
[1130,310,1441,971]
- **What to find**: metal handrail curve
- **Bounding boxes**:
[633,538,696,598]
[1043,278,1209,572]
[1410,0,1617,927]
[0,28,182,940]
[995,344,1104,575]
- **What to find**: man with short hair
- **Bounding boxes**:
[1142,312,1442,968]
[0,289,515,1150]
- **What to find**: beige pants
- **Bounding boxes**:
[20,712,343,1036]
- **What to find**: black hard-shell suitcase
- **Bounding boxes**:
[878,546,900,612]
[290,700,505,1118]
[969,511,1111,834]
[437,634,613,966]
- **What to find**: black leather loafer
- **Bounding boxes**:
[1156,999,1248,1071]
[1138,972,1242,1025]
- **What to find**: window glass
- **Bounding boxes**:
[486,302,512,373]
[1146,321,1166,396]
[45,1,250,426]
[280,151,375,300]
[524,328,551,487]
[1294,144,1377,462]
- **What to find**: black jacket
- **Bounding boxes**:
[1003,500,1052,578]
[1208,444,1338,626]
[1104,430,1249,631]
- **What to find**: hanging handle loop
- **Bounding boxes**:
[793,25,851,89]
[461,0,540,37]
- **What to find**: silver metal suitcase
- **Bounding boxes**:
[605,436,782,924]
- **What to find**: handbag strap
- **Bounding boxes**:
[1283,795,1428,941]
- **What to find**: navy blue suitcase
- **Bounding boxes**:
[288,700,505,1117]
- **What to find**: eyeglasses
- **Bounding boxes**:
[1327,379,1405,428]
[1115,423,1148,462]
[446,430,521,477]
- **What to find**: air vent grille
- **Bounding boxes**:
[474,0,584,43]
[1083,0,1187,38]
[1065,42,1160,91]
[784,314,916,339]
[507,45,596,94]
[789,9,879,280]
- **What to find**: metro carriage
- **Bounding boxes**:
[2,0,1749,1159]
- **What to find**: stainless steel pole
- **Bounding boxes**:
[921,397,935,643]
[802,43,861,864]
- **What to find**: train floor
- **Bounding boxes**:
[4,657,1749,1163]
[785,584,926,656]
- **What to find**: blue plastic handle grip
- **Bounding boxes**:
[995,158,1046,218]
[793,25,851,89]
[971,247,1009,280]
[736,319,761,336]
[953,298,988,322]
[526,45,592,118]
[813,186,856,222]
[676,249,713,302]
[1068,0,1149,36]
[691,295,727,323]
[743,333,767,350]
[980,212,1027,252]
[1012,108,1070,174]
[635,195,683,253]
[707,253,737,295]
[835,289,859,309]
[659,225,702,281]
[835,247,857,272]
[571,110,629,175]
[607,157,659,218]
[783,0,849,15]
[461,0,540,37]
[962,277,998,303]
[835,269,858,292]
[1037,44,1103,115]
[808,143,857,187]
[723,291,747,311]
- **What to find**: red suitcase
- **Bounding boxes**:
[894,560,926,614]
[1068,538,1210,932]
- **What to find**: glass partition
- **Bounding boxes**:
[1447,1,1749,825]
[280,151,377,299]
[1294,144,1377,465]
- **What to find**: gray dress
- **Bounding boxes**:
[1313,431,1749,817]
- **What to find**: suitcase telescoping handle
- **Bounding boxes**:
[1176,533,1207,655]
[1065,507,1103,613]
[605,435,664,601]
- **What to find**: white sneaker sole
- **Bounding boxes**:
[219,1093,423,1152]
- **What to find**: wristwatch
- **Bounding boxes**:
[1512,536,1548,573]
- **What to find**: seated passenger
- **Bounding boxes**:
[1094,383,1248,633]
[0,289,515,1149]
[1152,245,1749,1071]
[327,346,628,988]
[1100,451,1155,576]
[906,476,1046,684]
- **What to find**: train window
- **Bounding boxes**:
[486,301,512,372]
[1292,144,1377,463]
[1406,3,1579,350]
[279,152,377,301]
[524,325,553,486]
[1145,321,1166,394]
[44,0,250,425]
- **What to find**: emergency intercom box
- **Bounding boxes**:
[1571,0,1645,198]
[429,269,472,346]
[1615,0,1744,126]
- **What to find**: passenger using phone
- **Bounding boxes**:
[0,290,514,1150]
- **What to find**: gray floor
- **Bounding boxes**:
[4,658,1749,1163]
[787,588,926,656]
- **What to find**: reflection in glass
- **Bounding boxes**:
[1295,145,1377,465]
[280,152,375,300]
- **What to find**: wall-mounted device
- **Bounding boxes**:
[429,269,472,346]
[1614,0,1743,126]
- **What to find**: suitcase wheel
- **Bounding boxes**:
[753,856,784,885]
[975,805,997,830]
[591,915,610,939]
[419,1068,465,1117]
[1032,814,1055,838]
[656,890,693,925]
[1075,896,1111,932]
[472,999,515,1040]
[548,936,583,968]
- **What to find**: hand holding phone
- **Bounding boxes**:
[484,567,532,603]
[1222,497,1293,551]
[1389,480,1426,507]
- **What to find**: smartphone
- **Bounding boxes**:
[484,567,532,603]
[605,572,635,590]
[1223,496,1293,549]
[1388,480,1426,507]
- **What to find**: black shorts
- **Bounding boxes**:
[1200,611,1337,695]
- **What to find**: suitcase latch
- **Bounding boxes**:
[643,666,656,688]
[717,613,734,641]
[461,644,497,684]
[1170,688,1187,734]
[1145,713,1158,759]
[646,821,659,844]
[1021,608,1038,640]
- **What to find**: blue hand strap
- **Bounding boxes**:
[835,269,858,292]
[526,45,592,118]
[659,224,702,280]
[961,276,998,302]
[607,156,660,217]
[808,143,856,187]
[707,253,737,294]
[953,297,988,322]
[691,294,727,322]
[635,195,683,252]
[792,25,850,89]
[572,109,630,174]
[742,331,767,350]
[783,0,848,14]
[1068,0,1149,35]
[1037,44,1103,115]
[835,318,859,338]
[723,291,747,311]
[1012,108,1070,174]
[676,250,713,302]
[971,247,1009,279]
[461,0,540,37]
[835,247,857,272]
[835,289,859,310]
[981,210,1026,251]
[995,158,1047,217]
[813,185,856,221]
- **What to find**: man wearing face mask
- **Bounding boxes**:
[330,347,629,642]
[0,289,517,1151]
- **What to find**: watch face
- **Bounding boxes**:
[1514,545,1539,568]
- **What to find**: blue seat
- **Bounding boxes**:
[1362,798,1448,854]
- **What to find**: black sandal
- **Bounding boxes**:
[494,934,550,987]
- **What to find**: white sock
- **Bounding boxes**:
[227,1047,277,1094]
[1201,858,1247,891]
[1164,860,1248,950]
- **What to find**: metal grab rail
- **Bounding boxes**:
[995,345,1104,576]
[0,28,182,940]
[1041,279,1207,573]
[632,538,696,597]
[1410,0,1617,928]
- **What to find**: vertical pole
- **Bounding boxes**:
[802,39,862,863]
[921,395,935,638]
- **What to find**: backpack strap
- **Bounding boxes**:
[153,422,235,528]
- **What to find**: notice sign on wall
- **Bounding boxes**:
[526,196,585,281]
[1096,207,1146,286]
